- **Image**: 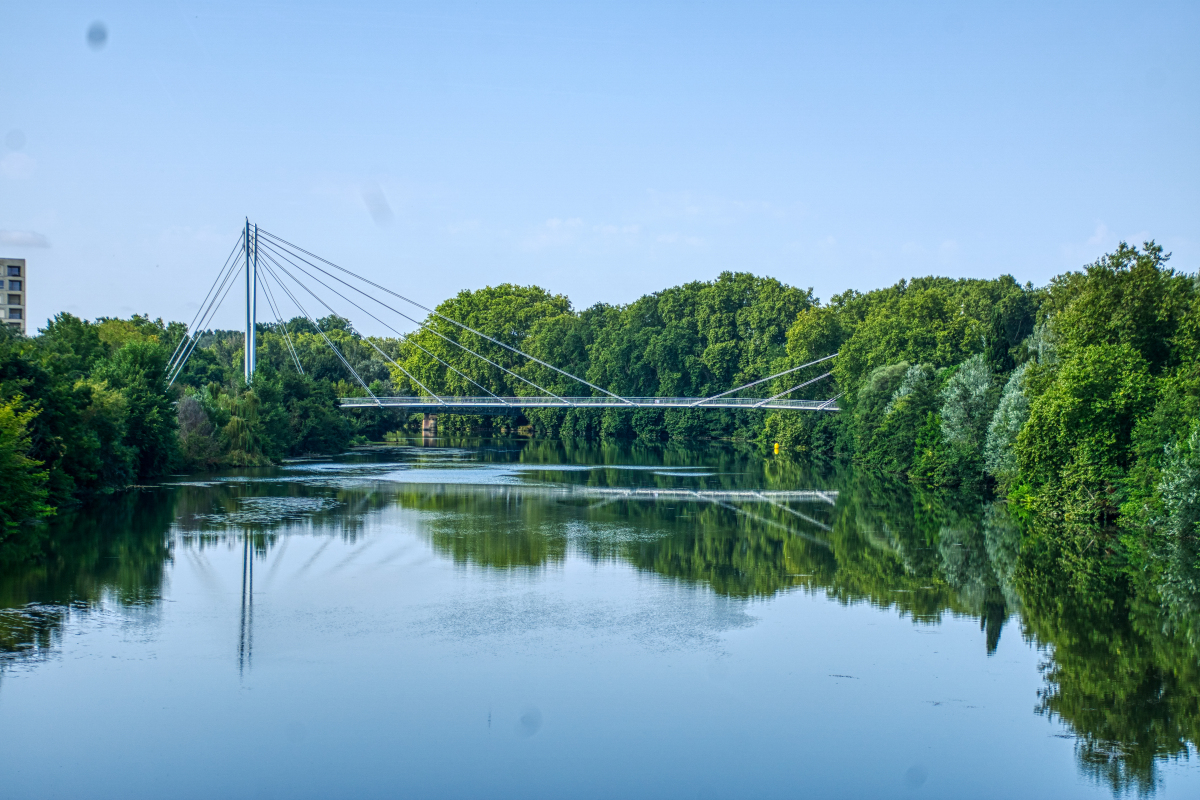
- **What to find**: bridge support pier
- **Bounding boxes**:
[422,414,438,435]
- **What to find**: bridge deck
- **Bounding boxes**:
[338,395,839,412]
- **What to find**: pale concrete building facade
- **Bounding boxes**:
[0,257,26,334]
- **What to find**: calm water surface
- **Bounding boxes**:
[2,439,1198,799]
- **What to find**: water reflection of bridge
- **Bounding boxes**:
[217,482,837,676]
[5,482,1188,792]
[435,484,838,505]
[392,482,840,538]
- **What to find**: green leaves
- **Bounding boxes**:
[1017,344,1154,508]
[92,339,178,480]
[0,399,52,558]
[935,354,997,484]
[984,362,1030,489]
[1046,242,1191,374]
[831,280,991,387]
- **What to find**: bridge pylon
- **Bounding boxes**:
[244,219,258,382]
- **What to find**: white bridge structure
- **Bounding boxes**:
[338,395,840,412]
[166,220,842,415]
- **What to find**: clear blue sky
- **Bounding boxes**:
[1,1,1197,335]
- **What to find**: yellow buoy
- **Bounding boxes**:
[773,442,780,454]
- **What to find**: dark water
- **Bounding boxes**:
[2,439,1198,799]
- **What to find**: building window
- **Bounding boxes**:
[8,309,21,320]
[7,322,19,328]
[6,266,20,277]
[8,280,20,291]
[7,294,19,305]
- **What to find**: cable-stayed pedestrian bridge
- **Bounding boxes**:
[166,220,842,414]
[337,395,840,412]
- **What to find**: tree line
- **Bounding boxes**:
[399,243,1198,628]
[1,242,1197,620]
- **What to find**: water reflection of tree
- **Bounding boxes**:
[407,487,570,569]
[169,478,391,551]
[0,491,174,667]
[392,468,1007,629]
[1021,572,1200,797]
[4,444,1200,796]
[405,437,840,495]
[938,502,1023,653]
[389,459,1200,795]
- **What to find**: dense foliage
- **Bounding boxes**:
[282,242,1200,633]
[0,244,1196,634]
[385,244,1198,619]
[0,312,408,562]
[396,271,812,440]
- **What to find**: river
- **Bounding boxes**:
[2,439,1198,799]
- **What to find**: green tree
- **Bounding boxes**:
[1015,343,1155,592]
[92,340,178,479]
[933,354,996,485]
[0,399,52,561]
[984,362,1030,490]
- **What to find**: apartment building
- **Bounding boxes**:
[0,257,26,334]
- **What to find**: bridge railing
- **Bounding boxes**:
[337,395,839,411]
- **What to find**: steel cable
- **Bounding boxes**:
[167,233,245,377]
[256,247,436,401]
[256,229,630,404]
[257,239,566,405]
[257,266,304,374]
[167,244,247,388]
[254,257,378,403]
[256,240,507,402]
